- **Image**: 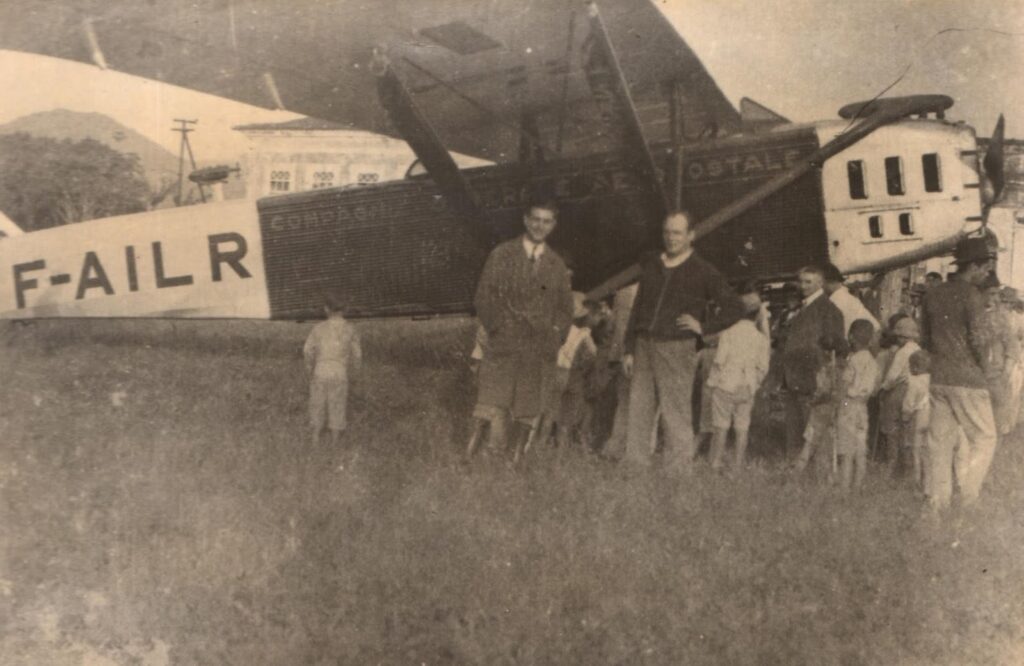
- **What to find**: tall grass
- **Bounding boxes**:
[2,319,1023,664]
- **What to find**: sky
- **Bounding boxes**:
[0,0,1020,161]
[657,0,1024,135]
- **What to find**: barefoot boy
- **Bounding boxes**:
[902,349,931,490]
[836,319,879,490]
[304,293,362,449]
[705,298,771,470]
[552,295,603,449]
[878,317,921,471]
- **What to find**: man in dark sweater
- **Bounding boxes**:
[622,211,744,470]
[779,264,848,462]
[920,236,997,511]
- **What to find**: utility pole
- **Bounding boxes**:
[171,119,205,205]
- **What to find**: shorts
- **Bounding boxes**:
[836,401,868,457]
[709,387,754,432]
[879,383,908,435]
[803,402,834,446]
[545,367,571,418]
[310,376,348,431]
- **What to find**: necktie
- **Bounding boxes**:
[530,243,540,273]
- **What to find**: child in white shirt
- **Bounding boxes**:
[836,320,880,490]
[878,316,921,469]
[304,293,361,449]
[901,349,931,490]
[552,295,602,449]
[706,301,770,470]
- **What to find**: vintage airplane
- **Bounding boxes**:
[0,0,1008,320]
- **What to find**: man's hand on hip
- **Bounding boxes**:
[622,354,634,378]
[676,314,703,336]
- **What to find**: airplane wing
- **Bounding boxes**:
[0,0,739,161]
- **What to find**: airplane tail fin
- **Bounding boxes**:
[740,97,790,133]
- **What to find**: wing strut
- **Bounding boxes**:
[373,49,492,249]
[585,95,956,302]
[586,2,669,224]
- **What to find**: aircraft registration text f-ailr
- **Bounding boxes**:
[0,200,270,319]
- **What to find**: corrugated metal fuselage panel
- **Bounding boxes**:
[257,154,660,320]
[258,127,828,320]
[675,126,828,281]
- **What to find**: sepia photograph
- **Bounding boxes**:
[1,0,1023,663]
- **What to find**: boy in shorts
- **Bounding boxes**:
[901,349,931,490]
[304,292,362,449]
[836,319,879,490]
[705,298,771,470]
[795,356,836,475]
[878,316,921,472]
[553,296,603,449]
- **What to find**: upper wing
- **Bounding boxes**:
[0,0,738,160]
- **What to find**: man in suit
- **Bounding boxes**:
[467,199,574,458]
[780,264,849,460]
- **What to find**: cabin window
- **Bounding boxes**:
[869,215,883,238]
[269,170,291,192]
[847,160,867,199]
[884,156,904,195]
[311,170,335,189]
[357,172,380,185]
[899,212,914,236]
[922,153,942,192]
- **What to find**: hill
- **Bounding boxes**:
[0,109,247,203]
[0,109,178,191]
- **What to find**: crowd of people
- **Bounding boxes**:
[302,199,1023,516]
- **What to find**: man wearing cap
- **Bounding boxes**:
[908,283,928,322]
[467,199,574,457]
[621,211,744,471]
[919,237,998,511]
[823,263,879,337]
[780,264,849,461]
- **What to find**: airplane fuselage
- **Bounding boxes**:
[0,117,984,320]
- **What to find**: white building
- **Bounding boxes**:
[234,117,489,199]
[234,117,416,198]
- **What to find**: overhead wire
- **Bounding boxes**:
[840,26,1024,134]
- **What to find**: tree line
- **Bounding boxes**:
[0,133,151,231]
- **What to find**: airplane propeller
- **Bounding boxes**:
[982,114,1006,214]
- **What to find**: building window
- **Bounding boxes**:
[922,153,942,192]
[884,156,904,195]
[269,170,291,192]
[311,171,335,189]
[847,160,867,199]
[899,212,914,236]
[357,172,379,185]
[869,215,883,238]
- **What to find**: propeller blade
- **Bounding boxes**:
[983,114,1006,207]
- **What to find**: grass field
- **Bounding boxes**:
[2,318,1024,665]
